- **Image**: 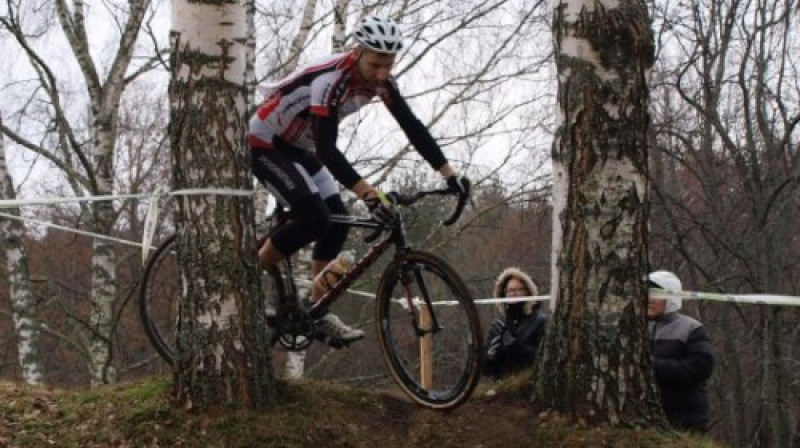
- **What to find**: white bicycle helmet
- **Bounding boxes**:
[352,16,404,54]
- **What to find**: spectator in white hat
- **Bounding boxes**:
[647,270,715,433]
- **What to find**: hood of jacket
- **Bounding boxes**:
[493,267,539,316]
[647,270,683,314]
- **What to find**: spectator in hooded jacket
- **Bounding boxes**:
[483,267,547,380]
[647,270,715,433]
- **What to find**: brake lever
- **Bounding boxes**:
[391,192,416,206]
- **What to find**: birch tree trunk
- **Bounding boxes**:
[0,117,45,385]
[285,0,319,74]
[170,0,274,410]
[54,0,152,385]
[534,0,662,425]
[331,0,349,52]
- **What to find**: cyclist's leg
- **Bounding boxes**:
[290,146,350,289]
[310,194,350,298]
[252,143,362,345]
[251,145,331,269]
[306,192,364,344]
[292,148,363,345]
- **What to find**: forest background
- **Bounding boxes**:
[1,1,798,447]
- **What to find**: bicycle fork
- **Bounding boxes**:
[400,263,443,337]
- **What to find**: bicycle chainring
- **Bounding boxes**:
[271,303,315,351]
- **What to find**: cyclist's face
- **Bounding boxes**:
[355,49,396,85]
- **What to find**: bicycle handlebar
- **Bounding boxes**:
[391,187,469,226]
[362,187,467,244]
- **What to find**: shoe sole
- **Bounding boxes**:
[315,332,365,349]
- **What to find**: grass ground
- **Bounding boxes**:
[0,375,721,448]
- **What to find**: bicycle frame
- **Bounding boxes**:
[275,211,410,317]
[266,187,464,341]
[318,212,444,337]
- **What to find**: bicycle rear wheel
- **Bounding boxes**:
[375,250,482,410]
[139,235,179,364]
[139,235,286,365]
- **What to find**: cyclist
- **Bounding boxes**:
[249,16,470,347]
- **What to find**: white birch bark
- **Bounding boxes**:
[284,0,319,74]
[171,0,274,409]
[549,160,566,313]
[535,0,661,425]
[0,117,45,385]
[331,0,350,53]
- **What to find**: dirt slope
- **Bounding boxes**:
[0,378,718,448]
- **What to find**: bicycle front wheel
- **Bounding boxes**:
[375,250,482,410]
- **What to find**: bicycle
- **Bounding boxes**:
[139,187,483,410]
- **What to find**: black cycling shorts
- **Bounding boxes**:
[251,138,349,261]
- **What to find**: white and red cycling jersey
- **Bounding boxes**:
[248,49,447,189]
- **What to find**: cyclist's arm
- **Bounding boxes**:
[382,81,450,173]
[312,110,363,190]
[312,113,381,200]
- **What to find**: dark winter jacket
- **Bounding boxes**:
[648,312,714,433]
[482,268,547,380]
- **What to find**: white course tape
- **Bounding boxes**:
[290,280,800,308]
[0,187,255,265]
[650,289,800,307]
[0,187,254,209]
[4,189,800,307]
[0,192,152,208]
[475,295,550,305]
[470,291,800,307]
[167,188,253,198]
[0,211,155,250]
